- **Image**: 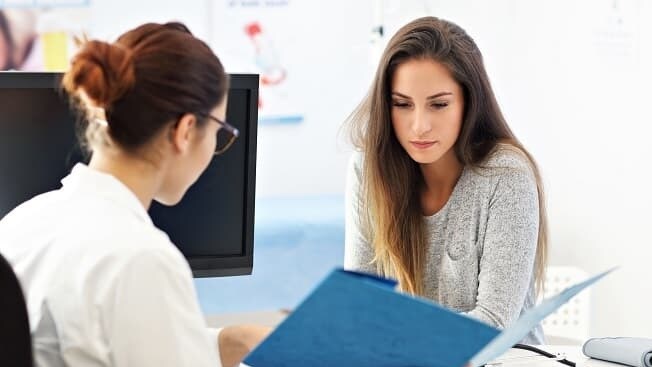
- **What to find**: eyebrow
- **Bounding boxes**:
[391,91,453,100]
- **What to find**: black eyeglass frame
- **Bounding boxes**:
[203,114,240,155]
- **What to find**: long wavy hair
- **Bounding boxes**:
[347,16,548,296]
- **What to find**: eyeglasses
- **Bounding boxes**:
[204,115,239,155]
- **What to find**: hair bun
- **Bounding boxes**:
[63,40,135,109]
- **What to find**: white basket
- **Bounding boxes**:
[540,266,591,344]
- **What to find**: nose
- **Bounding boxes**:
[411,107,432,137]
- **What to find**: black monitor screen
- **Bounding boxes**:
[0,72,258,277]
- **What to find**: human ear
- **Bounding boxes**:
[171,113,197,154]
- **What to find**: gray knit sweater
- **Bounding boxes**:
[344,147,544,344]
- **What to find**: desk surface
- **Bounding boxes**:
[496,346,620,366]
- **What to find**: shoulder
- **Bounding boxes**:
[0,190,68,251]
[72,225,192,298]
[57,199,189,280]
[116,239,190,282]
[98,222,186,272]
[0,190,61,226]
[482,144,534,174]
[462,145,539,206]
[472,144,537,186]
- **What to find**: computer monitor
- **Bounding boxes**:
[0,72,259,277]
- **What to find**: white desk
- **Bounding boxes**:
[498,346,620,366]
[205,310,287,328]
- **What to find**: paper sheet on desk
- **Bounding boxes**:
[244,268,614,367]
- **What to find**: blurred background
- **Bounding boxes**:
[2,0,650,340]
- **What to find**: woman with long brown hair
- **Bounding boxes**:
[345,16,548,344]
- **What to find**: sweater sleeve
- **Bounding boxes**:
[343,153,377,274]
[465,165,540,329]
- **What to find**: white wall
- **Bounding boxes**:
[88,0,651,337]
[90,0,210,42]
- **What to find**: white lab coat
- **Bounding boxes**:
[0,164,222,367]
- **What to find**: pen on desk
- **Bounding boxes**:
[486,353,567,366]
[510,345,576,367]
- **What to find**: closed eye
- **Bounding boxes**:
[392,100,412,108]
[431,102,449,109]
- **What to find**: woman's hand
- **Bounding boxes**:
[218,324,272,367]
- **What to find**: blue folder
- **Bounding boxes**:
[244,268,613,367]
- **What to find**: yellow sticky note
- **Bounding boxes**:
[41,31,68,71]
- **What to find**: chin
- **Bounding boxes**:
[154,193,185,207]
[407,151,444,165]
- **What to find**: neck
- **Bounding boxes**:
[88,148,162,210]
[419,149,464,216]
[420,149,464,194]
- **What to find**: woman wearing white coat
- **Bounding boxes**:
[0,22,268,367]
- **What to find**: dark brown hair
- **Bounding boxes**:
[348,16,548,295]
[62,22,229,152]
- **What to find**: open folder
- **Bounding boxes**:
[244,268,614,367]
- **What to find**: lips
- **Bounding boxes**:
[410,141,437,149]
